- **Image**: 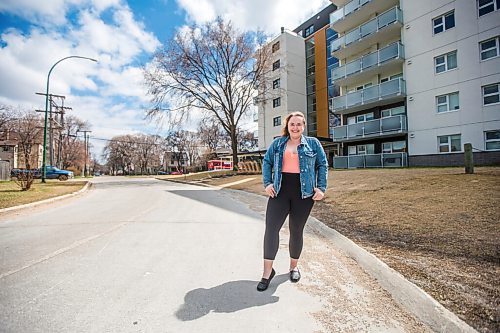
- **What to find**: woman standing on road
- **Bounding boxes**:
[257,111,328,292]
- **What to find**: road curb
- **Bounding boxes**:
[306,217,478,333]
[0,181,92,214]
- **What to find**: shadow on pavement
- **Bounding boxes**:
[175,274,289,321]
[167,189,263,219]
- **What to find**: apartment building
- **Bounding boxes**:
[257,29,307,150]
[257,0,499,167]
[329,0,500,168]
[257,4,338,159]
[402,0,500,166]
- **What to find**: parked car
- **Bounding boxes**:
[42,166,74,181]
[11,166,74,181]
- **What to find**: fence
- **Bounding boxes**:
[0,161,10,181]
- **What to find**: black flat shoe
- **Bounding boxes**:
[289,268,301,283]
[257,268,276,292]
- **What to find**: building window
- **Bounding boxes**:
[272,41,280,53]
[272,60,280,71]
[272,97,281,108]
[438,134,461,152]
[381,106,405,118]
[273,78,280,89]
[480,36,499,60]
[478,0,499,16]
[273,116,281,127]
[382,141,406,153]
[485,130,500,150]
[483,83,500,105]
[304,25,314,38]
[433,11,455,34]
[435,51,457,73]
[436,92,460,112]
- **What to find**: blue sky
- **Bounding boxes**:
[0,0,330,161]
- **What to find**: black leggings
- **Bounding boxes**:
[264,173,315,260]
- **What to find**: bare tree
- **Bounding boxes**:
[60,115,88,171]
[10,108,43,190]
[144,17,271,168]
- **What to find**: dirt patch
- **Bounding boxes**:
[196,167,500,333]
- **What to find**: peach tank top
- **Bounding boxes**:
[282,149,300,173]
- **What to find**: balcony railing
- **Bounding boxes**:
[332,42,404,82]
[331,6,403,53]
[330,0,372,25]
[331,115,406,141]
[333,152,408,168]
[332,77,406,112]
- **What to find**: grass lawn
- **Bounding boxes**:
[190,167,499,333]
[0,180,88,209]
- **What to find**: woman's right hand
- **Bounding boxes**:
[265,184,276,198]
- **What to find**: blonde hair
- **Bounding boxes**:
[281,111,306,136]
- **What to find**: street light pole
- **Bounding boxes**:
[41,55,97,183]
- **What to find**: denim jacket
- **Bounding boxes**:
[262,135,328,199]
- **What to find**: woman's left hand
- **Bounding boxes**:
[312,188,324,201]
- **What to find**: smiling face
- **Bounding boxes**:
[287,115,305,140]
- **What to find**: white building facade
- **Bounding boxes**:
[329,0,500,167]
[402,0,500,165]
[257,30,306,150]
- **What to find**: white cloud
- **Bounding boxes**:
[176,0,331,35]
[0,1,162,161]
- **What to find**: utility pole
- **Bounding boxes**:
[77,130,91,177]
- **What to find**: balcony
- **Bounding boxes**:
[333,152,408,168]
[332,77,406,114]
[331,115,407,142]
[331,6,403,60]
[332,42,404,86]
[330,0,350,7]
[330,0,399,33]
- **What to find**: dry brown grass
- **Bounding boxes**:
[0,180,87,209]
[195,167,500,333]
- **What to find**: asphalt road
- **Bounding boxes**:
[0,177,431,332]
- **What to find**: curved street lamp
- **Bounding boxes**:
[41,56,98,182]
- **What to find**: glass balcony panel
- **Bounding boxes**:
[333,156,348,169]
[346,90,362,107]
[378,7,398,28]
[380,78,402,97]
[360,0,369,6]
[332,126,348,140]
[363,119,380,134]
[363,85,378,102]
[350,155,365,168]
[330,10,344,24]
[348,122,364,137]
[382,153,405,167]
[345,59,361,76]
[344,0,359,17]
[362,52,378,69]
[381,115,404,132]
[332,66,345,80]
[379,43,399,63]
[331,37,344,51]
[333,95,347,110]
[360,18,377,38]
[365,154,382,167]
[345,28,360,45]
